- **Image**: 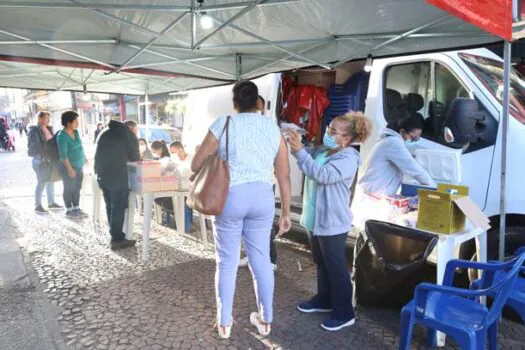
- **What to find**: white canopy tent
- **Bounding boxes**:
[0,0,505,95]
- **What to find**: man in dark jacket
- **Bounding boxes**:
[95,120,140,250]
[27,111,62,213]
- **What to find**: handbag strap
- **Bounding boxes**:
[217,116,231,162]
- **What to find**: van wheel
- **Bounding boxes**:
[467,226,525,282]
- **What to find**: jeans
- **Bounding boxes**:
[214,182,275,326]
[307,231,355,322]
[59,164,83,210]
[99,181,128,243]
[32,158,55,207]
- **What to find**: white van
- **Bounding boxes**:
[183,48,525,261]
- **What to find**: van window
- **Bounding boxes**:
[460,52,525,125]
[424,63,470,141]
[384,62,430,129]
[385,60,497,151]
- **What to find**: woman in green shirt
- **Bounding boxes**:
[57,111,86,217]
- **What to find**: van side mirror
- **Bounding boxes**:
[443,97,496,147]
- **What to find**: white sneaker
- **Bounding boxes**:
[239,257,249,267]
[217,323,232,339]
[250,312,271,337]
[272,263,277,271]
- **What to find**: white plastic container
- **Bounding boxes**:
[404,149,461,185]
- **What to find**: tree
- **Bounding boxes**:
[165,98,187,118]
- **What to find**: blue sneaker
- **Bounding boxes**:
[297,301,332,313]
[321,318,355,332]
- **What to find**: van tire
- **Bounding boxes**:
[466,226,525,282]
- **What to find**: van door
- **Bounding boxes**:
[382,60,497,209]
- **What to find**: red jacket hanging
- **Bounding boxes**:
[282,85,330,139]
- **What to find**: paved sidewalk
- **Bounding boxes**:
[1,196,524,350]
[0,207,66,350]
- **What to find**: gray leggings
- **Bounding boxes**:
[213,182,275,326]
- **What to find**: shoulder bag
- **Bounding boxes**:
[187,116,231,215]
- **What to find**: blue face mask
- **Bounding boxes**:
[323,132,338,149]
[405,139,417,147]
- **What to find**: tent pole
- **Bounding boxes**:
[236,54,242,81]
[145,93,151,125]
[499,40,511,261]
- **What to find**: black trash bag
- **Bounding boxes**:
[354,220,438,307]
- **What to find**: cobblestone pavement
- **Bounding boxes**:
[1,140,525,350]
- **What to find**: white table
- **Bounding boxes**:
[91,176,209,261]
[127,189,189,261]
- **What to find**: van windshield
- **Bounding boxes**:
[459,52,525,124]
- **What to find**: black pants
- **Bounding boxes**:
[61,166,83,209]
[307,231,355,322]
[99,181,128,243]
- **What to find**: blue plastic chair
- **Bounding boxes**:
[399,252,525,350]
[470,247,525,324]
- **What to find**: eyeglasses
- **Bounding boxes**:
[327,126,347,137]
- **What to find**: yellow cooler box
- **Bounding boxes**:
[417,184,467,234]
[417,184,490,234]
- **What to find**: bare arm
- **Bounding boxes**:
[275,137,292,234]
[191,131,219,173]
[275,137,291,216]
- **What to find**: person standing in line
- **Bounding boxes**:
[57,111,87,217]
[94,123,104,144]
[95,120,140,250]
[286,112,372,332]
[27,111,62,213]
[191,81,292,339]
[239,94,279,270]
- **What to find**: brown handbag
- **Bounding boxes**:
[187,116,231,215]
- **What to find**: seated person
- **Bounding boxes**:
[153,140,193,232]
[139,138,154,160]
[169,141,189,161]
[150,140,170,159]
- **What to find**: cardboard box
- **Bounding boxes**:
[416,184,490,234]
[128,161,162,194]
[161,175,178,191]
[134,177,163,194]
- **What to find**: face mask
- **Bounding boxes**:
[405,139,417,147]
[405,139,419,156]
[323,132,338,149]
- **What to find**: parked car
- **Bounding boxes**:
[138,125,181,145]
